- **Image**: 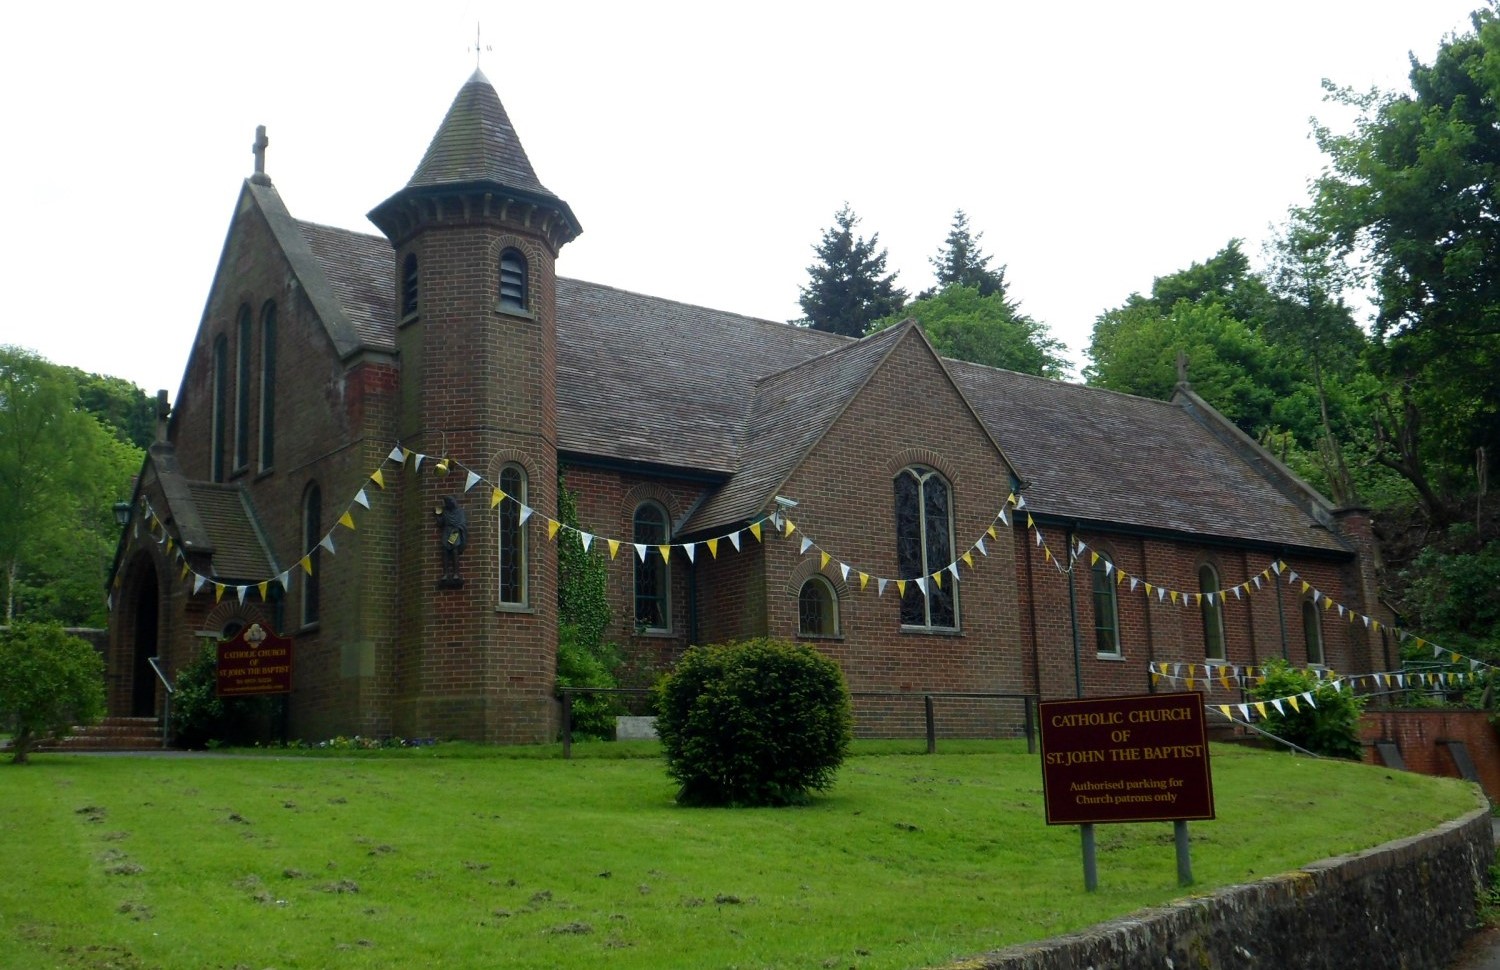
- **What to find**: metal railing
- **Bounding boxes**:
[146,656,174,749]
[556,688,1038,759]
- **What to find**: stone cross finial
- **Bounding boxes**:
[252,125,269,179]
[1175,349,1190,386]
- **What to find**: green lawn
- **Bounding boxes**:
[0,742,1480,970]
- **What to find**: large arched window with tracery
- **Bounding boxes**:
[894,465,957,629]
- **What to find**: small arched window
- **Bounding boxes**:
[798,576,839,637]
[894,465,957,629]
[1303,600,1325,666]
[211,333,229,483]
[498,465,527,606]
[499,248,528,312]
[1199,565,1225,660]
[633,502,670,632]
[301,482,321,627]
[1092,556,1121,657]
[259,301,276,471]
[401,253,419,318]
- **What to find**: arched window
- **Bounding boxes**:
[259,301,276,471]
[234,306,252,471]
[1199,564,1225,660]
[498,464,527,606]
[211,333,228,482]
[1303,600,1325,666]
[1092,556,1120,657]
[633,502,670,632]
[401,253,419,318]
[301,483,321,627]
[499,248,528,312]
[798,576,839,637]
[894,466,957,629]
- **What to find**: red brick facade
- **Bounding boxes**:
[104,73,1386,746]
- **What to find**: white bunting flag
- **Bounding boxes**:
[388,445,406,463]
[877,578,888,597]
[464,471,481,492]
[580,532,594,551]
[914,577,928,597]
[633,543,648,562]
[236,585,249,605]
[519,506,534,525]
[799,536,813,554]
[193,575,206,594]
[320,534,335,554]
[354,489,370,509]
[840,563,851,582]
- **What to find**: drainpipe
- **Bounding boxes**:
[1066,525,1083,698]
[1274,548,1289,661]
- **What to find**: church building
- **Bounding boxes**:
[104,70,1389,744]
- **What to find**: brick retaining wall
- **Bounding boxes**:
[948,797,1493,970]
[1362,709,1500,803]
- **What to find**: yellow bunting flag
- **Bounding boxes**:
[1301,581,1311,594]
[491,488,504,508]
[706,538,718,558]
[1287,695,1301,713]
[896,580,906,598]
[962,551,973,568]
[300,555,313,576]
[607,539,621,559]
[1170,591,1179,605]
[1151,672,1162,685]
[1144,582,1154,596]
[1254,701,1267,718]
[258,581,269,601]
[338,511,356,530]
[1091,551,1100,565]
[657,544,671,562]
[547,519,561,540]
[214,584,226,603]
[820,551,831,569]
[1044,548,1052,563]
[859,572,870,590]
[987,524,998,539]
[750,522,762,542]
[932,571,942,589]
[1185,677,1195,690]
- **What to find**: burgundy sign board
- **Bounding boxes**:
[1039,691,1214,825]
[216,622,292,697]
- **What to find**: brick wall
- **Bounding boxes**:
[1361,709,1500,802]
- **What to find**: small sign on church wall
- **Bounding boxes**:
[1039,691,1214,825]
[216,623,292,697]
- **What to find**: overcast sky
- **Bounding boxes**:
[0,1,1484,395]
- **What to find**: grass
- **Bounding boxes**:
[0,741,1480,970]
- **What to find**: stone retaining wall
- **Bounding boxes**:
[950,798,1493,970]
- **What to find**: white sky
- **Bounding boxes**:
[0,1,1483,395]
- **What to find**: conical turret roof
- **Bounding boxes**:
[406,68,557,199]
[369,69,579,247]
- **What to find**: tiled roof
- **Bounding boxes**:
[298,221,396,354]
[293,222,1347,555]
[682,323,912,534]
[947,361,1347,553]
[554,279,846,472]
[183,482,279,581]
[405,68,559,203]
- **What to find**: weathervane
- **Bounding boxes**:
[469,23,491,69]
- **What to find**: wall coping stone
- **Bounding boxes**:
[947,793,1493,970]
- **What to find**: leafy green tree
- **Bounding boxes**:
[63,368,157,450]
[0,621,105,764]
[869,284,1069,378]
[925,209,1008,299]
[798,204,907,337]
[1,347,143,626]
[1305,10,1500,519]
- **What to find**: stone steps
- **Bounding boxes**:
[38,716,164,752]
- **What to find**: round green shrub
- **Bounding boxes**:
[654,638,852,806]
[1248,659,1365,759]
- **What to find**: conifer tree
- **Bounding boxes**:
[928,209,1007,299]
[798,205,906,337]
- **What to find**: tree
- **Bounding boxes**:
[1305,10,1500,518]
[64,368,157,450]
[798,204,906,337]
[869,285,1069,378]
[0,621,105,764]
[926,209,1008,299]
[0,347,142,625]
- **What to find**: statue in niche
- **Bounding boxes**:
[436,496,468,587]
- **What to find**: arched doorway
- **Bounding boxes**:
[130,565,159,717]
